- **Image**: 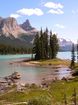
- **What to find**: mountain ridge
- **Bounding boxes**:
[0,16,73,51]
[0,17,38,48]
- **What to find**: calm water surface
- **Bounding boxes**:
[0,52,72,84]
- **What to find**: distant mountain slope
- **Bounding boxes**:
[0,35,33,48]
[58,38,73,51]
[0,16,73,51]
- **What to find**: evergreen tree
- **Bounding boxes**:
[70,43,75,69]
[44,28,48,59]
[33,28,59,60]
[40,28,48,59]
[39,28,45,59]
[33,32,41,60]
[49,31,52,59]
[50,33,59,59]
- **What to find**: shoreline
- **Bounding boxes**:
[11,58,70,69]
[8,58,75,85]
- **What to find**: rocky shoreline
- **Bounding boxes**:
[0,70,75,94]
[0,72,21,93]
[6,59,76,90]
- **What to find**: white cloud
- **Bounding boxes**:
[10,14,20,18]
[44,2,63,9]
[54,24,65,29]
[48,9,64,15]
[44,2,64,15]
[17,8,43,16]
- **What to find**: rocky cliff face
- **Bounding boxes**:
[0,17,27,38]
[20,19,35,31]
[20,19,38,34]
[0,17,37,48]
[0,17,37,39]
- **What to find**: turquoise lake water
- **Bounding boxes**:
[0,52,73,84]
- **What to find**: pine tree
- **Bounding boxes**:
[70,43,75,69]
[50,33,59,59]
[49,31,52,59]
[33,32,41,60]
[44,28,48,59]
[40,28,49,59]
[40,28,45,59]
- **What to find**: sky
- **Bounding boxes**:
[0,0,78,43]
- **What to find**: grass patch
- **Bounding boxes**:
[38,58,71,67]
[0,80,78,104]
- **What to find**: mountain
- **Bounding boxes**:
[20,19,38,35]
[19,19,38,44]
[20,19,34,31]
[0,17,37,48]
[0,17,73,51]
[0,17,27,38]
[58,38,73,51]
[59,38,72,47]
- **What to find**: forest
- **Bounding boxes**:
[0,44,32,54]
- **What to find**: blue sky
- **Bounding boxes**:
[0,0,78,43]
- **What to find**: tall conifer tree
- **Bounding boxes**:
[33,32,40,60]
[70,43,75,69]
[45,28,48,59]
[50,33,59,59]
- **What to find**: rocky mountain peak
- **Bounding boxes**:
[2,17,18,30]
[0,17,26,38]
[20,19,35,31]
[25,19,31,27]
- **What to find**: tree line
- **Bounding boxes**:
[33,28,59,60]
[0,44,32,54]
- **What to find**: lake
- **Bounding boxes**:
[0,52,73,84]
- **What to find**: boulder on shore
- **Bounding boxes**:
[11,72,21,79]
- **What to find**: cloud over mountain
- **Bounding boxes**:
[10,14,21,19]
[17,8,44,16]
